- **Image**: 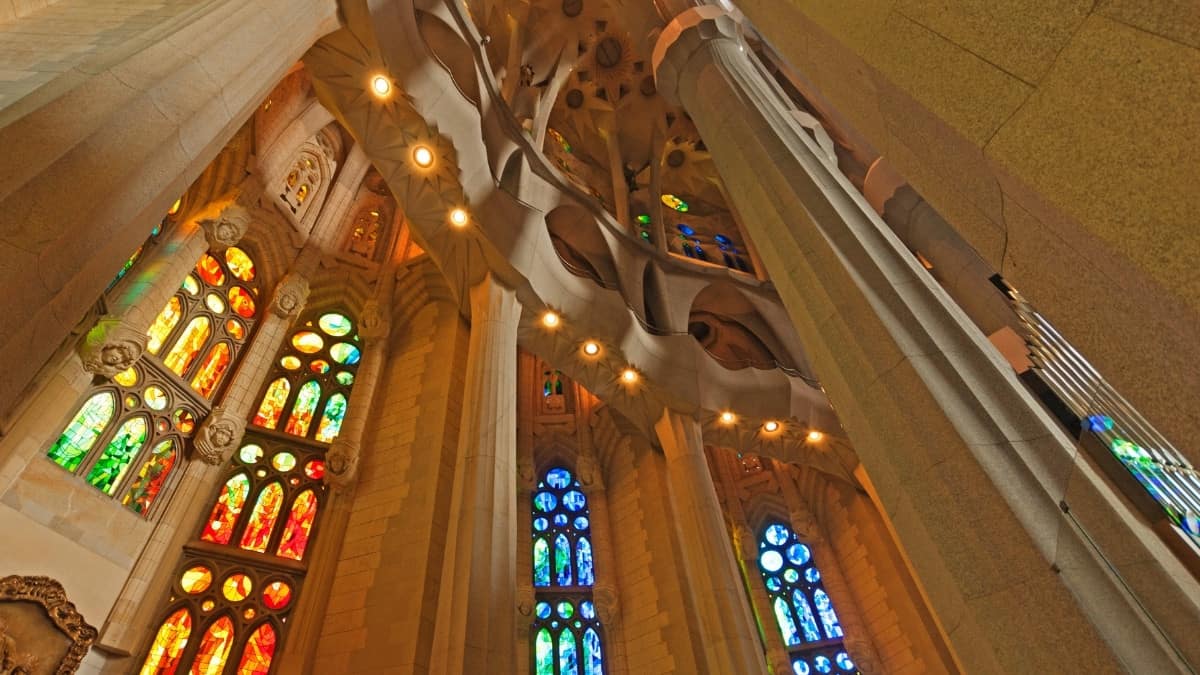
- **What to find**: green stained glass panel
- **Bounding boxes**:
[559,629,578,675]
[555,533,572,586]
[85,416,148,494]
[314,393,347,443]
[533,537,550,586]
[535,628,554,675]
[47,393,116,471]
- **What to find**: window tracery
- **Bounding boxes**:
[251,311,358,444]
[139,435,325,674]
[531,466,605,675]
[44,246,261,516]
[756,522,858,675]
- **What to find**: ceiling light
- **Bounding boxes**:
[413,145,434,168]
[542,311,560,328]
[763,421,780,433]
[720,411,736,424]
[449,207,469,227]
[807,430,823,442]
[621,368,638,384]
[371,74,392,97]
[582,341,600,356]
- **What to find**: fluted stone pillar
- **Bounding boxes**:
[100,271,310,652]
[653,7,1188,673]
[654,409,767,674]
[431,274,522,674]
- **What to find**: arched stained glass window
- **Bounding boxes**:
[147,297,184,355]
[236,623,277,675]
[531,467,605,674]
[201,474,251,545]
[276,489,318,561]
[239,482,285,553]
[757,522,857,675]
[252,311,359,443]
[46,392,116,472]
[163,317,211,377]
[123,439,177,515]
[139,607,191,675]
[191,342,232,398]
[85,415,149,494]
[191,614,235,675]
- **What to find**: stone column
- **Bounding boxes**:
[430,274,522,674]
[653,7,1186,673]
[654,409,766,674]
[275,280,393,672]
[100,271,310,652]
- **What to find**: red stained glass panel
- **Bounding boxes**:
[235,623,276,675]
[276,489,318,560]
[139,608,190,675]
[200,474,250,545]
[239,482,284,553]
[189,616,234,675]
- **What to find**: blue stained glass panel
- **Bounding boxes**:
[814,655,833,673]
[760,550,784,572]
[836,652,855,671]
[534,492,557,512]
[814,589,843,638]
[765,524,790,545]
[787,543,811,565]
[536,602,552,619]
[793,661,811,675]
[584,628,603,675]
[580,601,595,619]
[534,517,549,532]
[559,630,579,675]
[805,568,821,583]
[573,516,589,530]
[535,629,554,675]
[546,468,572,488]
[554,514,569,526]
[576,537,595,586]
[555,534,573,585]
[792,590,822,643]
[773,596,801,646]
[534,538,550,586]
[562,490,587,512]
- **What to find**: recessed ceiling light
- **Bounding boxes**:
[449,208,469,227]
[370,74,392,97]
[413,145,434,168]
[720,411,736,424]
[542,311,560,328]
[582,341,600,356]
[621,368,638,384]
[807,430,823,442]
[763,421,780,433]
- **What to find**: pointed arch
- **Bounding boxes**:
[253,378,291,429]
[191,615,235,675]
[122,438,177,514]
[235,622,277,675]
[191,341,232,397]
[201,473,251,545]
[85,415,149,494]
[276,489,318,561]
[139,607,191,675]
[240,482,285,553]
[314,392,347,443]
[283,380,321,437]
[146,296,184,355]
[46,391,116,471]
[163,316,211,376]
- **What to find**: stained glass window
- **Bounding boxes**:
[191,615,235,675]
[83,416,149,494]
[756,522,857,674]
[46,392,116,471]
[163,317,212,377]
[239,482,285,553]
[201,474,251,545]
[276,489,317,560]
[139,607,191,675]
[531,467,605,674]
[147,297,184,355]
[191,343,231,398]
[252,310,359,442]
[236,623,276,675]
[122,439,177,514]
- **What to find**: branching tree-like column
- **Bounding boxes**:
[431,274,523,674]
[654,409,768,674]
[652,7,1171,673]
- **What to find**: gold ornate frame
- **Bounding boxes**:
[0,576,96,674]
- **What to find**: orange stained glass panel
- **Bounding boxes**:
[239,482,284,553]
[139,608,191,675]
[196,254,226,287]
[189,615,234,675]
[252,378,290,429]
[225,247,256,282]
[200,474,250,545]
[283,380,320,437]
[261,581,292,610]
[228,286,256,319]
[276,489,318,560]
[190,342,231,398]
[163,317,211,376]
[146,296,183,355]
[236,623,277,675]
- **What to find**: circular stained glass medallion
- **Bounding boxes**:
[196,254,226,286]
[201,600,215,612]
[280,356,301,370]
[793,661,810,675]
[545,468,571,489]
[533,492,557,512]
[225,247,256,282]
[573,516,589,530]
[535,602,551,620]
[557,601,574,619]
[239,444,264,464]
[814,655,832,674]
[143,386,169,411]
[180,566,212,594]
[319,313,353,337]
[562,491,586,512]
[836,653,854,672]
[330,343,361,365]
[783,569,799,584]
[553,514,568,526]
[580,601,595,619]
[228,287,256,319]
[272,452,297,472]
[765,524,790,546]
[787,543,811,566]
[205,293,226,313]
[310,359,331,374]
[262,581,292,609]
[533,517,549,532]
[806,568,821,583]
[292,331,324,354]
[765,577,782,592]
[182,275,201,296]
[760,550,784,573]
[243,608,256,620]
[304,459,326,480]
[226,319,246,340]
[173,409,196,434]
[335,371,355,386]
[124,394,139,409]
[222,574,252,602]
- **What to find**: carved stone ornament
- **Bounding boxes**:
[0,576,97,675]
[576,451,601,488]
[199,204,252,252]
[358,298,390,343]
[325,439,361,489]
[78,316,147,378]
[592,584,620,625]
[516,586,535,617]
[516,454,535,486]
[269,273,310,319]
[193,407,246,465]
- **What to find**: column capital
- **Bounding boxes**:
[78,315,148,378]
[652,6,741,106]
[358,298,390,343]
[269,273,310,319]
[200,204,252,252]
[193,406,247,465]
[324,438,361,490]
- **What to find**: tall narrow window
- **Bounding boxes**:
[757,522,857,675]
[531,467,605,674]
[251,311,359,443]
[43,245,261,515]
